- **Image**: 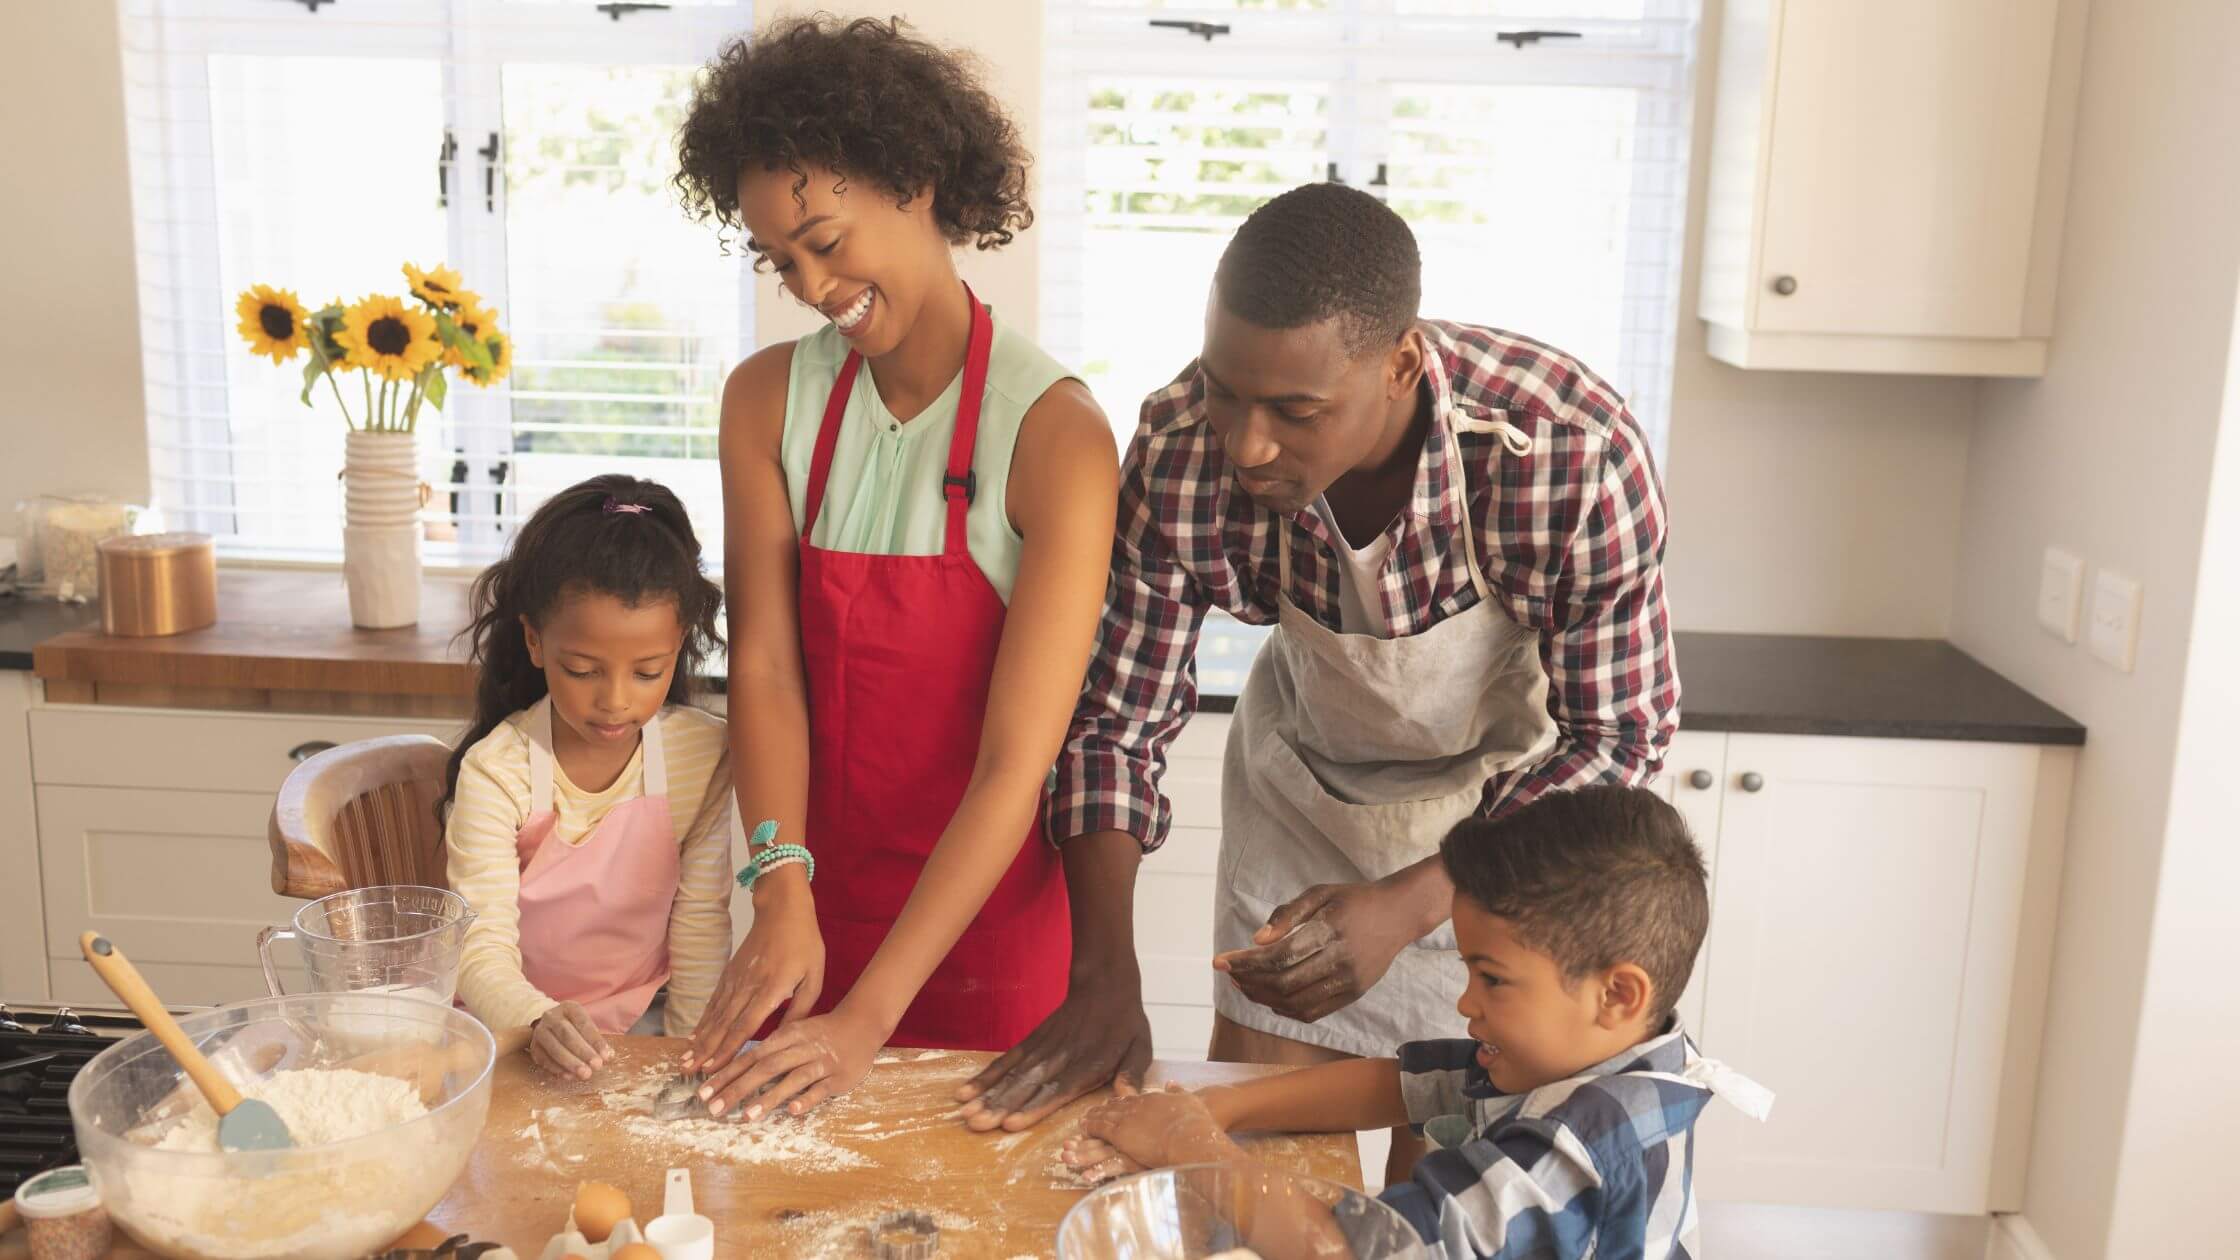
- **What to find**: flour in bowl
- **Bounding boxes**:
[153,1067,427,1150]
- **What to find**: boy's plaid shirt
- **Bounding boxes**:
[1049,320,1680,851]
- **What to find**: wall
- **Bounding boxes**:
[1656,0,1979,639]
[1945,0,2240,1254]
[0,0,150,520]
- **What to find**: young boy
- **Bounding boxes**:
[1063,785,1771,1259]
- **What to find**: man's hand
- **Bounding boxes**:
[529,1002,612,1081]
[1213,868,1445,1024]
[955,965,1153,1132]
[685,873,823,1074]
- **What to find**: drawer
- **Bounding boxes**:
[50,958,303,1008]
[38,785,307,966]
[31,705,459,792]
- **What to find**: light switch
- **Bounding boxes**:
[2037,547,2084,642]
[2088,569,2143,672]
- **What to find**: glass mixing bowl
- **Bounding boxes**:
[1055,1163,1432,1260]
[66,993,494,1260]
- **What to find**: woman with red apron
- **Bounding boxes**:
[677,119,1119,1116]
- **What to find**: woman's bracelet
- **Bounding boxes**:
[736,819,813,889]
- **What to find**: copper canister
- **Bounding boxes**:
[96,532,217,637]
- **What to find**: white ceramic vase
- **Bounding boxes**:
[341,429,423,629]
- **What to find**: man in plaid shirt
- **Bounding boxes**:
[955,184,1679,1177]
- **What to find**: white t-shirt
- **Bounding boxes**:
[1312,495,1401,638]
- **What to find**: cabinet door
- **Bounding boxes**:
[1694,735,2041,1213]
[37,785,305,972]
[1752,0,2059,338]
[1137,714,1229,1060]
[1649,731,1727,1038]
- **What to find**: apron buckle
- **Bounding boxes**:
[942,470,977,504]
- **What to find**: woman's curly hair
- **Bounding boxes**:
[675,15,1033,254]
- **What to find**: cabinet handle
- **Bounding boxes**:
[1738,771,1765,793]
[1686,769,1714,791]
[287,741,338,763]
[1769,274,1798,297]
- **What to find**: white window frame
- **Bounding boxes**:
[120,0,756,563]
[1041,1,1699,456]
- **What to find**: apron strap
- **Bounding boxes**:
[799,283,993,558]
[1447,409,1529,603]
[639,708,668,799]
[527,697,556,816]
[800,352,863,538]
[940,285,994,558]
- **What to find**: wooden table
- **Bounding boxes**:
[427,1036,1360,1259]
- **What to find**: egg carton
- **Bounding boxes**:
[535,1213,648,1260]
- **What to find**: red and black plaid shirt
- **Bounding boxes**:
[1049,320,1679,852]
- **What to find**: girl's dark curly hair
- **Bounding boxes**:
[439,474,724,820]
[674,14,1033,254]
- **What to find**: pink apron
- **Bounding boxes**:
[513,698,678,1035]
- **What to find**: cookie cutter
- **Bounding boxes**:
[870,1209,940,1259]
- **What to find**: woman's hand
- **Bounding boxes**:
[685,874,824,1074]
[529,1002,612,1081]
[694,1002,886,1121]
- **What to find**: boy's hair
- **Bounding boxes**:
[1213,182,1421,357]
[439,474,724,818]
[1440,785,1708,1023]
[674,16,1033,255]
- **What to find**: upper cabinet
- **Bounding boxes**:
[1698,1,2083,376]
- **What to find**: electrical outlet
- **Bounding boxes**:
[2037,547,2084,642]
[2088,570,2143,672]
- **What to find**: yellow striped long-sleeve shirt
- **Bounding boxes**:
[445,703,733,1035]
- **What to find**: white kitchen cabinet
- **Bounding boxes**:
[1691,734,2072,1215]
[1137,713,1228,1059]
[0,673,47,1001]
[1698,0,2085,375]
[1648,729,1728,1037]
[28,702,457,1005]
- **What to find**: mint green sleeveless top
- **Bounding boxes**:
[780,310,1075,604]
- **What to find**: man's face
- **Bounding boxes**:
[1198,298,1411,516]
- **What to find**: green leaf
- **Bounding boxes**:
[457,337,493,372]
[300,354,328,407]
[423,366,448,412]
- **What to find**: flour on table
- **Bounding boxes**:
[563,1065,868,1171]
[774,1206,981,1257]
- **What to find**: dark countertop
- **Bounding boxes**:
[0,595,100,671]
[1196,627,2084,746]
[9,569,2083,746]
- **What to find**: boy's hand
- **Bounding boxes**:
[1059,1135,1148,1186]
[529,1002,612,1081]
[1081,1082,1243,1170]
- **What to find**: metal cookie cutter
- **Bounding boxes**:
[870,1210,940,1259]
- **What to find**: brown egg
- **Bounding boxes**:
[388,1221,450,1250]
[572,1181,632,1244]
[611,1247,662,1260]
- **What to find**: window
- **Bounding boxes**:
[1042,0,1699,455]
[120,0,754,563]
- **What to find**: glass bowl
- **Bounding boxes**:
[66,993,494,1260]
[1056,1162,1431,1260]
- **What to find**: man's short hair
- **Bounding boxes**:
[1212,182,1422,356]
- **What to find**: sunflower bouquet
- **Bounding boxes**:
[234,263,512,432]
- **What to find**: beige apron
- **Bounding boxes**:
[1214,408,1559,1057]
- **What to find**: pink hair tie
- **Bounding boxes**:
[603,496,651,516]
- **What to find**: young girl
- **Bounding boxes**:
[443,474,732,1081]
[672,17,1119,1118]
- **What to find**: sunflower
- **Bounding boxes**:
[465,330,513,387]
[402,262,469,312]
[235,284,309,364]
[337,294,441,382]
[442,299,502,370]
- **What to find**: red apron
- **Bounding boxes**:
[792,287,1070,1050]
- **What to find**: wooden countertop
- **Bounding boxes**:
[428,1036,1360,1258]
[31,570,479,709]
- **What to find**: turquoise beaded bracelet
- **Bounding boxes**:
[736,819,814,889]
